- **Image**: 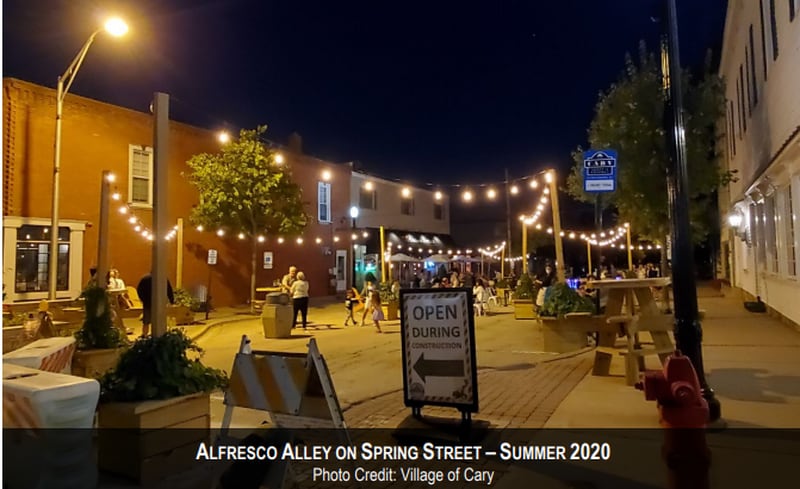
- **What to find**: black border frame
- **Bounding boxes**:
[399,287,479,413]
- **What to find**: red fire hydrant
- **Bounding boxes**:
[636,351,711,489]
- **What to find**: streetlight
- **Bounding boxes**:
[349,206,359,289]
[48,17,128,299]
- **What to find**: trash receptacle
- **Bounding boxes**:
[265,292,290,305]
[262,304,293,338]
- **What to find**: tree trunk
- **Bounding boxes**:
[250,234,257,314]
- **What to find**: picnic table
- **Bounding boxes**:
[587,278,675,385]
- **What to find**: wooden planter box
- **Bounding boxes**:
[167,305,195,326]
[97,393,210,484]
[513,299,536,319]
[382,301,399,321]
[72,348,126,379]
[539,313,603,353]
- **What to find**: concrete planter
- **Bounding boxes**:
[72,347,126,379]
[261,304,293,338]
[513,299,536,319]
[97,393,210,484]
[539,313,602,353]
[382,301,399,321]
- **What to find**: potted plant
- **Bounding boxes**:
[168,288,198,325]
[96,329,228,484]
[513,273,536,319]
[538,283,601,353]
[72,286,129,378]
[378,282,399,321]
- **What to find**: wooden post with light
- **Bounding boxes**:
[547,170,566,283]
[176,218,184,289]
[625,223,633,270]
[521,220,528,275]
[380,225,386,283]
[586,240,592,278]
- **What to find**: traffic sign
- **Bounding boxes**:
[583,149,617,192]
[399,289,478,413]
[207,249,218,265]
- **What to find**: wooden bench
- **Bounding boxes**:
[594,314,675,386]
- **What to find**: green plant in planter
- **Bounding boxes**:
[514,273,535,300]
[75,286,128,350]
[174,288,201,311]
[99,329,228,403]
[378,282,397,303]
[539,283,595,317]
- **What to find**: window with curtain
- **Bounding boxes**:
[318,182,331,223]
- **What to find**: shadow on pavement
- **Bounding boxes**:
[708,368,800,403]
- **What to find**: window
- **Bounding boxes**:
[14,226,70,293]
[755,202,767,268]
[765,195,779,273]
[760,0,769,79]
[359,187,376,210]
[749,26,758,106]
[317,182,331,223]
[728,100,736,156]
[401,198,415,216]
[791,0,797,21]
[736,76,744,137]
[744,49,752,114]
[770,0,779,60]
[129,145,153,207]
[739,66,747,132]
[782,184,797,275]
[434,203,444,220]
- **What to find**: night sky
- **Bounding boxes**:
[3,0,728,185]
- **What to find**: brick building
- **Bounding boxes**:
[2,78,353,306]
[717,1,800,326]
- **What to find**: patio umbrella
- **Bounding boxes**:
[451,255,483,263]
[423,254,451,263]
[389,253,420,262]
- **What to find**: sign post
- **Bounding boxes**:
[206,249,217,320]
[400,289,478,427]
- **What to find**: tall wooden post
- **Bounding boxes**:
[522,221,528,275]
[586,240,592,278]
[97,171,111,290]
[501,245,505,278]
[626,224,633,270]
[548,171,566,282]
[176,218,184,289]
[379,225,386,283]
[151,92,169,337]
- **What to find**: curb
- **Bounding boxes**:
[185,315,257,342]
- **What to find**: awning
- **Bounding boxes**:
[363,228,461,257]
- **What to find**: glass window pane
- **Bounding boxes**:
[132,177,149,203]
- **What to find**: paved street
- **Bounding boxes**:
[188,302,592,429]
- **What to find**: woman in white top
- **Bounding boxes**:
[107,268,126,290]
[360,280,375,326]
[473,279,487,315]
[290,271,310,329]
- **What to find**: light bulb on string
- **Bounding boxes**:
[217,229,225,237]
[277,237,284,244]
[510,185,519,195]
[119,206,127,214]
[128,216,136,224]
[543,187,550,195]
[529,180,538,189]
[462,190,473,202]
[196,225,204,231]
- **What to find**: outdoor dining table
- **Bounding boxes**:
[587,277,675,384]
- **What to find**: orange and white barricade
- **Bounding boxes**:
[3,364,99,489]
[3,337,76,374]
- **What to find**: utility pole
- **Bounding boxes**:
[504,168,512,272]
[151,92,169,338]
[661,0,720,422]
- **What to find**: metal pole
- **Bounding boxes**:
[501,244,505,278]
[151,93,169,337]
[548,171,566,282]
[176,218,184,289]
[663,0,720,422]
[96,171,111,290]
[48,78,65,300]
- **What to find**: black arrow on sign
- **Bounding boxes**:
[413,353,465,382]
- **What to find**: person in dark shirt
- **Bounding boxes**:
[136,273,175,337]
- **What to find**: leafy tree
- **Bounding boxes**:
[186,126,308,312]
[566,42,734,257]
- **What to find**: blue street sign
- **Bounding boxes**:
[583,149,617,192]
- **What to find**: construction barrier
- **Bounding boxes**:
[3,337,76,374]
[218,336,349,489]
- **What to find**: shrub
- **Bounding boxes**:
[514,273,535,300]
[74,286,128,350]
[539,283,595,317]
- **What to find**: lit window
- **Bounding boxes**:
[14,225,70,293]
[318,182,331,223]
[128,145,153,207]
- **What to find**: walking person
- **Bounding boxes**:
[136,273,175,337]
[360,280,375,326]
[344,289,357,326]
[290,271,310,330]
[370,290,384,333]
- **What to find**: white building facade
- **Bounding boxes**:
[719,0,800,326]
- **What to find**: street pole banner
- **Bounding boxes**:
[399,289,478,413]
[583,149,617,192]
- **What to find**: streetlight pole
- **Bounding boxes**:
[48,18,128,299]
[350,206,359,290]
[661,0,720,422]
